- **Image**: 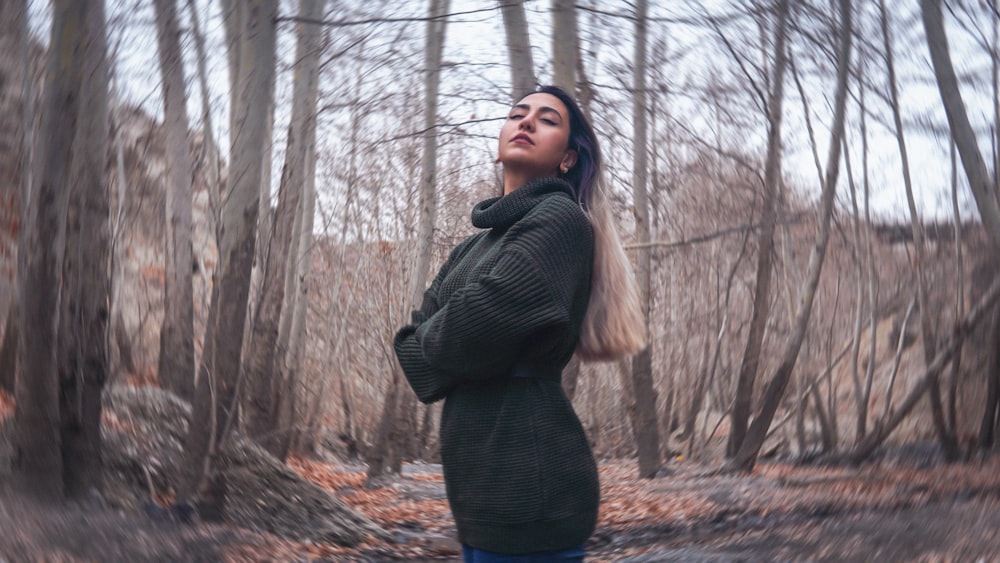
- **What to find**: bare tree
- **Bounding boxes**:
[878,0,957,460]
[727,0,790,458]
[244,0,327,456]
[500,0,537,100]
[628,0,662,479]
[275,19,328,463]
[58,0,111,499]
[185,0,221,244]
[551,0,578,93]
[920,0,1000,451]
[851,275,1000,463]
[947,140,964,434]
[280,149,319,459]
[845,56,879,443]
[0,310,15,395]
[729,0,853,472]
[15,0,85,499]
[153,0,196,401]
[921,0,1000,242]
[0,0,28,396]
[179,0,277,516]
[368,0,451,481]
[15,0,109,500]
[220,0,245,154]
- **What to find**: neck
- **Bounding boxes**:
[503,170,556,196]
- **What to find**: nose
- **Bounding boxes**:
[518,112,535,131]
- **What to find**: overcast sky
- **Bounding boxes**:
[27,0,1000,224]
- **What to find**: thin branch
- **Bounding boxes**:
[277,5,503,28]
[374,116,507,144]
[624,212,807,251]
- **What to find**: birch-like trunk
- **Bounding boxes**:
[921,0,1000,450]
[628,0,662,479]
[0,0,27,396]
[727,0,790,458]
[180,0,276,515]
[153,0,196,402]
[244,0,326,455]
[500,0,537,100]
[551,0,577,93]
[729,0,852,472]
[14,0,87,500]
[279,155,318,459]
[185,0,221,246]
[921,0,1000,242]
[879,0,958,460]
[368,0,451,481]
[59,0,111,498]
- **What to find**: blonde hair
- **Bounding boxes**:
[576,182,647,361]
[520,86,646,361]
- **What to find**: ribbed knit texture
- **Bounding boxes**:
[393,177,598,554]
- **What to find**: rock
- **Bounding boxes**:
[101,384,390,546]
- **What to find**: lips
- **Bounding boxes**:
[511,133,533,145]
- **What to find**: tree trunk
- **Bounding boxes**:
[153,0,196,402]
[858,67,880,445]
[108,100,131,386]
[278,143,319,460]
[845,127,868,442]
[879,0,958,460]
[179,0,276,516]
[853,275,1000,463]
[921,0,1000,243]
[0,304,17,394]
[185,0,221,242]
[368,0,450,481]
[979,304,1000,448]
[843,64,879,443]
[551,0,577,93]
[59,0,111,499]
[627,0,661,479]
[947,141,964,434]
[729,0,852,473]
[561,355,581,401]
[275,0,325,459]
[727,0,790,458]
[500,0,537,100]
[220,0,244,155]
[113,311,136,377]
[244,0,326,455]
[14,0,89,501]
[0,0,26,398]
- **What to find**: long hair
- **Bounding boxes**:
[531,85,647,361]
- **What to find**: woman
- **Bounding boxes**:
[394,85,645,561]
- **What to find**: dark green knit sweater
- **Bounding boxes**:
[393,177,598,554]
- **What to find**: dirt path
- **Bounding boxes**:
[3,453,1000,561]
[593,484,1000,561]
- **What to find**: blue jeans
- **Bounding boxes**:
[462,544,586,562]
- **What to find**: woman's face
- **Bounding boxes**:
[497,92,578,180]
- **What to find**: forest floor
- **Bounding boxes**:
[3,445,1000,561]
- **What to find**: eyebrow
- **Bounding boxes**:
[511,103,564,121]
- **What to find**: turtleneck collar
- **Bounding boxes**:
[471,177,576,229]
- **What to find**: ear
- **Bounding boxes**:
[561,149,578,172]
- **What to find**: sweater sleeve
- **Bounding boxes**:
[410,234,478,325]
[394,198,592,403]
[393,235,478,404]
